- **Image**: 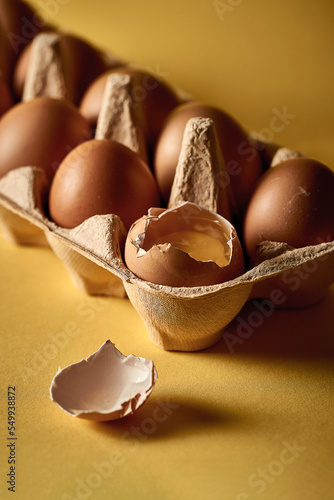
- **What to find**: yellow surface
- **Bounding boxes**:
[1,1,334,499]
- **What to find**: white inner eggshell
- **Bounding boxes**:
[50,340,157,421]
[136,202,234,266]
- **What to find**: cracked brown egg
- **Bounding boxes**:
[243,157,334,259]
[124,201,245,287]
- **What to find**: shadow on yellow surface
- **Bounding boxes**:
[88,396,252,442]
[208,284,334,360]
[82,287,334,444]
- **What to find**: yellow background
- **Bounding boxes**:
[1,0,334,499]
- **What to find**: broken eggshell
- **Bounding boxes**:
[124,201,245,287]
[49,340,157,421]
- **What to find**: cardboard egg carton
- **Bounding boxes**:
[1,34,333,352]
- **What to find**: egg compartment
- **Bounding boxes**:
[1,30,334,351]
[0,166,129,298]
[0,38,183,300]
[15,30,124,105]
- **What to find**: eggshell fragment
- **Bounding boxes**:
[50,340,157,421]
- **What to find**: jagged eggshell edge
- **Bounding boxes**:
[49,340,157,421]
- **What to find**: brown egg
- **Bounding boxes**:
[49,139,161,231]
[0,0,45,83]
[11,37,32,98]
[0,97,91,180]
[0,71,13,116]
[80,67,181,152]
[0,25,14,85]
[243,158,334,259]
[124,201,245,287]
[12,32,109,103]
[154,101,263,214]
[0,0,40,34]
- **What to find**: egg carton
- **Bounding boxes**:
[1,36,334,352]
[1,143,333,352]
